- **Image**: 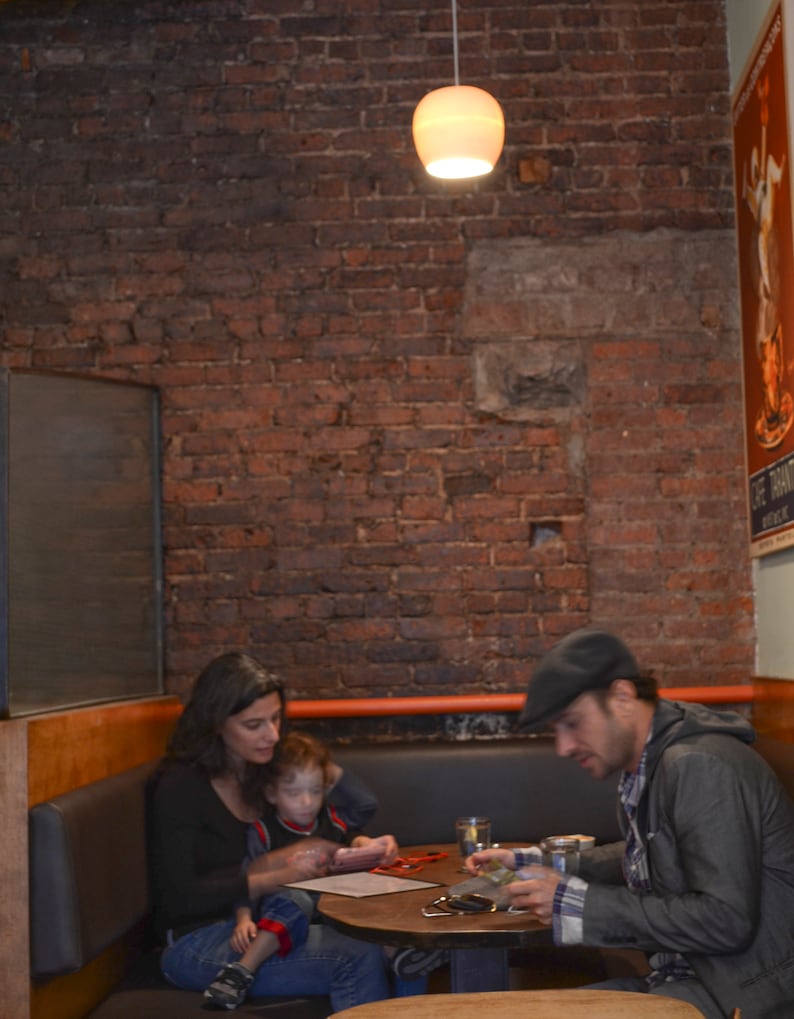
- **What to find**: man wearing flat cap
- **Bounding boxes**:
[467,628,794,1019]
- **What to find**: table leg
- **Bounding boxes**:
[449,947,509,992]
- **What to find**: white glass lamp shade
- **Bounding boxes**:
[412,84,505,180]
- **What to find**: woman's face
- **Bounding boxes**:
[219,691,283,768]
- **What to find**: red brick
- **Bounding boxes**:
[0,0,752,701]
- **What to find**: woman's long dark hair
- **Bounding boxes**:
[165,652,286,798]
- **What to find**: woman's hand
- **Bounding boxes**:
[247,837,335,896]
[230,918,258,954]
[248,837,336,874]
[286,846,330,881]
[506,866,561,925]
[351,833,399,865]
[466,846,515,875]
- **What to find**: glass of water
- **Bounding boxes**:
[455,816,492,867]
[539,836,580,875]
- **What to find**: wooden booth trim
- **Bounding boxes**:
[751,677,794,741]
[27,695,183,806]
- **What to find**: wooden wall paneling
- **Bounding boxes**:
[31,941,136,1019]
[0,719,31,1019]
[26,696,182,806]
[752,678,794,741]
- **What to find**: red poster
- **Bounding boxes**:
[733,4,794,556]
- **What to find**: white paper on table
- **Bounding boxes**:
[285,872,442,898]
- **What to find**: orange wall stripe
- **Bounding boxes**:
[287,685,755,719]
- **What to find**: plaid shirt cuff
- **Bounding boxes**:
[512,846,543,868]
[552,874,588,945]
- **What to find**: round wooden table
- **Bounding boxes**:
[330,989,706,1019]
[317,843,552,993]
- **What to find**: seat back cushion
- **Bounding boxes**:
[29,760,158,979]
[331,738,621,847]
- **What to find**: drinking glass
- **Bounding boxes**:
[539,836,580,875]
[456,816,492,866]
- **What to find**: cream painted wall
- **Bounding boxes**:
[726,0,794,678]
[726,0,771,88]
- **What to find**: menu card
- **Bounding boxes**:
[285,872,441,898]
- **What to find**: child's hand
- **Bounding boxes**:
[230,920,258,954]
[360,834,398,865]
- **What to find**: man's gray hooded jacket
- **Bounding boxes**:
[578,699,794,1019]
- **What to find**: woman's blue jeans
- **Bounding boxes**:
[161,919,390,1011]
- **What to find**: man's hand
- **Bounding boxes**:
[507,866,562,925]
[465,847,515,875]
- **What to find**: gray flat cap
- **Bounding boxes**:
[518,627,640,732]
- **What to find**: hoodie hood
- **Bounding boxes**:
[647,698,756,769]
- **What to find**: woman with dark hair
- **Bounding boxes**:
[150,652,391,1010]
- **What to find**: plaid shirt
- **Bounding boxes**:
[550,742,696,987]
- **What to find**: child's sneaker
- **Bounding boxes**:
[203,961,254,1010]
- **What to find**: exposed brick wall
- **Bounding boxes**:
[466,230,752,683]
[0,0,751,701]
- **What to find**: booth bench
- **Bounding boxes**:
[25,721,794,1019]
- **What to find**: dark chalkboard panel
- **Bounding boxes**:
[0,370,163,716]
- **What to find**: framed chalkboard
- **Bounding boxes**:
[0,370,163,716]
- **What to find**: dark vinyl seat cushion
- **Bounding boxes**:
[86,987,332,1019]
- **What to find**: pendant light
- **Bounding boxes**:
[412,0,505,180]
